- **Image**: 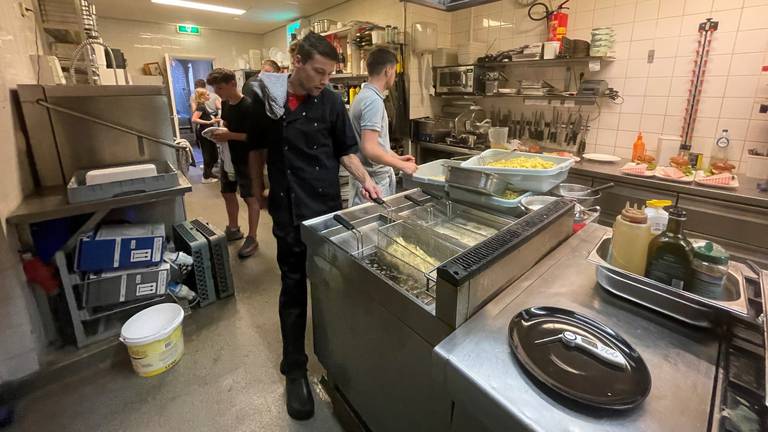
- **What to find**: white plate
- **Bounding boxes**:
[201,127,227,143]
[654,167,694,183]
[694,171,740,189]
[583,153,621,162]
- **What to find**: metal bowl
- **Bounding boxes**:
[553,183,601,208]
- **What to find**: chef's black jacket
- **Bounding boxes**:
[250,87,358,225]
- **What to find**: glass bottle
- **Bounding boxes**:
[711,129,730,166]
[645,207,694,290]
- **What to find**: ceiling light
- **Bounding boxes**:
[151,0,247,15]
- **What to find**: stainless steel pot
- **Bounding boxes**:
[553,183,601,208]
[312,19,337,33]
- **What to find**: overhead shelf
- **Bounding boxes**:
[434,56,615,69]
[330,74,368,80]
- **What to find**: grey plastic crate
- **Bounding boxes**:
[67,160,179,204]
[190,218,235,299]
[172,221,216,307]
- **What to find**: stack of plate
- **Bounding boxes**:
[457,42,487,65]
[339,166,351,208]
[590,27,616,57]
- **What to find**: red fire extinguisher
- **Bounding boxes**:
[548,6,569,43]
[529,1,570,44]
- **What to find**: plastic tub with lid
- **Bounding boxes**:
[460,150,574,192]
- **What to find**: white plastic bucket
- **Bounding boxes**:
[120,303,185,377]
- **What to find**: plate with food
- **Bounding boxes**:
[583,153,621,162]
[654,155,695,182]
[694,161,739,189]
[620,162,655,177]
[544,151,581,162]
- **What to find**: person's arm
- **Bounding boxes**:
[359,130,417,175]
[212,129,247,141]
[191,109,216,126]
[330,94,381,200]
[355,96,417,174]
[340,154,381,201]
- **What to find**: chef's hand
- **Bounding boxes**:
[361,178,382,202]
[398,154,416,163]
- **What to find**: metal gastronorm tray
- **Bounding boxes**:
[588,234,750,328]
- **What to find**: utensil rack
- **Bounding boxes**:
[680,18,719,150]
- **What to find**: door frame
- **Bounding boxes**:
[164,53,216,139]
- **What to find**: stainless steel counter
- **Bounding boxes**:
[571,158,768,209]
[433,224,720,432]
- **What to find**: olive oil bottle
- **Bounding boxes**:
[645,207,694,290]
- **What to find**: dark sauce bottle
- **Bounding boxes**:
[645,207,694,290]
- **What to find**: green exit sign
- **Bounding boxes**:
[177,25,200,35]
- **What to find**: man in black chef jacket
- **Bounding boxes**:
[248,32,381,420]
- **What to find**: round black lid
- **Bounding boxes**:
[508,306,651,409]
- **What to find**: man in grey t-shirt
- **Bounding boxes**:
[348,48,417,206]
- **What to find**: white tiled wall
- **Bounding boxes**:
[444,0,768,171]
[0,1,44,383]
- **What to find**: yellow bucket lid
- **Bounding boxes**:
[646,199,672,208]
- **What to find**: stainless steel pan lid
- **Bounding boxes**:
[508,306,652,410]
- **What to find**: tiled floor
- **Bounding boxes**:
[7,167,343,432]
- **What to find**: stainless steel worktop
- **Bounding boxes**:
[433,224,720,432]
[571,158,768,209]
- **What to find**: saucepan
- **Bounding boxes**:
[552,183,613,208]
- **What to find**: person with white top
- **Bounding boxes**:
[348,48,416,206]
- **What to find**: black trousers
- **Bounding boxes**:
[272,219,309,376]
[198,134,218,178]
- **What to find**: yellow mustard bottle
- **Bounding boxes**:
[609,203,653,275]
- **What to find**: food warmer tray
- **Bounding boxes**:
[588,234,751,328]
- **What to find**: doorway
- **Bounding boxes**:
[164,55,215,140]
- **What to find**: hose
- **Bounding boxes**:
[69,39,118,85]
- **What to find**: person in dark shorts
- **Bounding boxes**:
[190,88,220,183]
[206,68,263,258]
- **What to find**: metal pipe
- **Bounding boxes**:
[36,99,185,150]
[70,39,118,85]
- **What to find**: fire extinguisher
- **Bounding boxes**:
[528,1,571,43]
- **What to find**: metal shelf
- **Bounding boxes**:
[7,173,192,225]
[330,74,368,81]
[435,56,615,69]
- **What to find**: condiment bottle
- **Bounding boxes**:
[644,200,672,235]
[609,203,652,275]
[631,131,645,161]
[690,240,730,300]
[645,207,694,290]
[711,129,730,166]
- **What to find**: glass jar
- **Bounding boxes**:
[690,240,730,300]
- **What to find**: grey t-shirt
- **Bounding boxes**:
[349,84,391,174]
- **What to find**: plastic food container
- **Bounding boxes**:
[460,150,574,193]
[690,240,730,300]
[447,185,531,215]
[402,159,460,196]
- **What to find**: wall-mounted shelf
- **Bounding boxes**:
[434,56,615,69]
[436,93,602,105]
[330,74,368,80]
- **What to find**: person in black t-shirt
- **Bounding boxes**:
[190,88,220,182]
[206,69,264,258]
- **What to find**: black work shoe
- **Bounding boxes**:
[238,236,258,258]
[225,226,244,242]
[285,374,314,420]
